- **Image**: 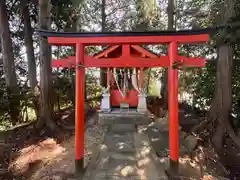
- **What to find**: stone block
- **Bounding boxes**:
[98,110,149,125]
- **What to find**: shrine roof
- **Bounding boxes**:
[93,45,159,58]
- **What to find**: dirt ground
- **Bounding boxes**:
[9,113,107,180]
[3,103,240,180]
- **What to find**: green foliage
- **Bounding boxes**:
[148,82,161,97]
[2,0,240,130]
[191,64,216,109]
[0,78,36,129]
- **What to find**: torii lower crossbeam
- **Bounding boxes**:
[41,30,209,174]
[51,56,205,68]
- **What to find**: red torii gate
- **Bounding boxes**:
[40,30,208,173]
[52,44,205,108]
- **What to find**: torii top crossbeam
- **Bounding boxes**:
[39,29,209,45]
[39,29,209,174]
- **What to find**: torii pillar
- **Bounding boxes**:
[168,42,179,172]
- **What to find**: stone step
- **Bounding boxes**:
[111,124,136,134]
[98,109,149,125]
[88,171,140,180]
[96,152,137,170]
[99,114,149,125]
[83,118,167,180]
[104,132,135,153]
[85,151,139,179]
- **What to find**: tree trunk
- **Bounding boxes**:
[21,2,37,89]
[210,44,240,149]
[208,0,240,149]
[160,0,174,107]
[0,0,20,125]
[101,0,106,32]
[167,0,174,30]
[100,0,107,87]
[20,1,39,118]
[37,0,56,131]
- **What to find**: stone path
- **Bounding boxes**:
[82,122,168,180]
[13,109,225,180]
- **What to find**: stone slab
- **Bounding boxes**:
[95,152,137,171]
[98,109,149,125]
[134,126,168,180]
[111,124,136,134]
[104,132,135,153]
[146,122,188,157]
[83,147,139,179]
[99,115,149,125]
